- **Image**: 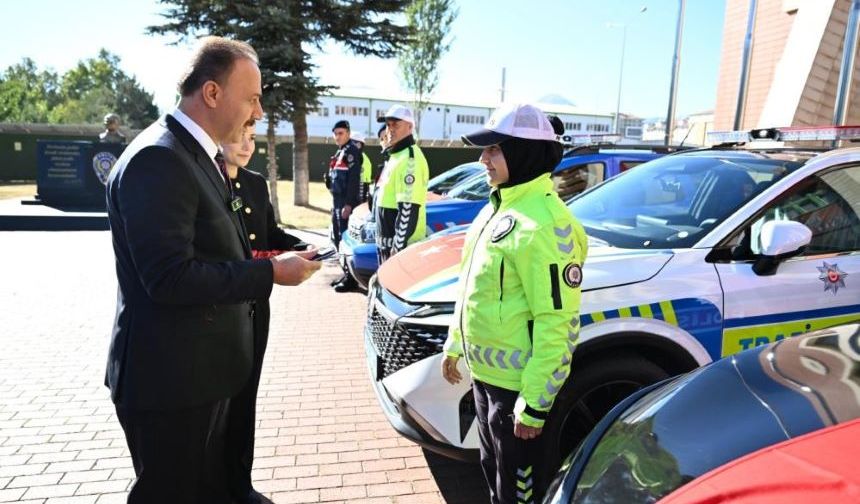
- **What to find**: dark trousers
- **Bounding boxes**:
[473,380,544,504]
[116,399,232,504]
[330,206,347,249]
[225,301,270,502]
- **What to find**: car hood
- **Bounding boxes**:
[377,230,674,304]
[547,328,860,503]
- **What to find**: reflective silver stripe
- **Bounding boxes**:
[552,368,567,381]
[557,240,574,254]
[510,349,525,369]
[471,344,484,364]
[392,202,413,252]
[554,224,572,238]
[538,395,551,408]
[545,380,561,395]
[495,350,508,369]
[463,343,531,369]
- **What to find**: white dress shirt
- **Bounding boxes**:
[171,108,225,183]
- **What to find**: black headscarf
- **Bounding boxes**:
[498,138,562,189]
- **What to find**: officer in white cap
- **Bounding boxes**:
[373,104,429,263]
[442,103,588,504]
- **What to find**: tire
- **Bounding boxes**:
[537,353,669,486]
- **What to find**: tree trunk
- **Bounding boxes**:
[266,112,281,223]
[292,103,310,207]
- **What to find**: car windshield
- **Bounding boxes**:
[446,172,491,201]
[566,151,808,249]
[428,162,483,194]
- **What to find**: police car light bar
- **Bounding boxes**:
[708,125,860,144]
[564,134,622,145]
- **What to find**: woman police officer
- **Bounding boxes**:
[441,104,587,504]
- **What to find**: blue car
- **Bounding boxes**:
[341,144,686,288]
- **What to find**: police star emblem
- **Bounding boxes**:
[817,261,848,294]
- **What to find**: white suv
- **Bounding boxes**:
[365,127,860,480]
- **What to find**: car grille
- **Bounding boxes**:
[367,303,446,378]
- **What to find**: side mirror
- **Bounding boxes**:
[752,220,812,275]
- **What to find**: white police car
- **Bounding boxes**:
[364,126,860,480]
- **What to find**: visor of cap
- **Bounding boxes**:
[461,129,513,147]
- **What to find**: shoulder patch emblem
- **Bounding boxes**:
[491,216,516,242]
[563,263,582,288]
[404,173,415,185]
[347,154,354,163]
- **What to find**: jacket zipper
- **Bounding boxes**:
[498,259,505,323]
[459,201,501,370]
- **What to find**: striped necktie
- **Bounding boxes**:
[214,152,233,197]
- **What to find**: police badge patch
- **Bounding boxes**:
[92,151,118,185]
[491,216,516,242]
[563,263,582,288]
[404,174,415,185]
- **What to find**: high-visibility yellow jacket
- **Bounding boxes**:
[444,174,588,428]
[361,152,372,184]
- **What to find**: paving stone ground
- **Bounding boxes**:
[0,230,488,503]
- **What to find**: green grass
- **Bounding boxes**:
[273,180,332,229]
[0,183,37,200]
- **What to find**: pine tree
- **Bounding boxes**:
[149,0,411,217]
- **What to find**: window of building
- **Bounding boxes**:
[334,105,369,116]
[309,107,329,117]
[564,122,582,131]
[456,114,485,124]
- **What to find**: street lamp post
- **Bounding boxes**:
[608,7,647,138]
[664,0,686,145]
[611,24,627,136]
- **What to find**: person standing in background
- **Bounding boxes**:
[373,105,429,264]
[328,120,362,291]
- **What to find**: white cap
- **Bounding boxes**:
[462,103,558,147]
[350,131,366,143]
[376,104,415,126]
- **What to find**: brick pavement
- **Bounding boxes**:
[0,231,487,503]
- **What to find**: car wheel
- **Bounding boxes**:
[537,353,669,487]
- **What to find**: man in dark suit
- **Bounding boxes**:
[105,37,320,504]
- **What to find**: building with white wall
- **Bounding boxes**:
[262,91,614,142]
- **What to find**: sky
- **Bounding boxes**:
[0,0,726,119]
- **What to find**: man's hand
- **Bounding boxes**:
[441,356,462,384]
[341,205,352,220]
[513,419,542,440]
[270,250,321,286]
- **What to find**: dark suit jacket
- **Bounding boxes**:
[105,114,274,411]
[232,168,302,252]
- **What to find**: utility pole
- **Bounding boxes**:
[733,0,758,131]
[664,0,685,145]
[500,67,506,103]
[834,0,860,127]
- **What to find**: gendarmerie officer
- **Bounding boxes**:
[328,120,362,291]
